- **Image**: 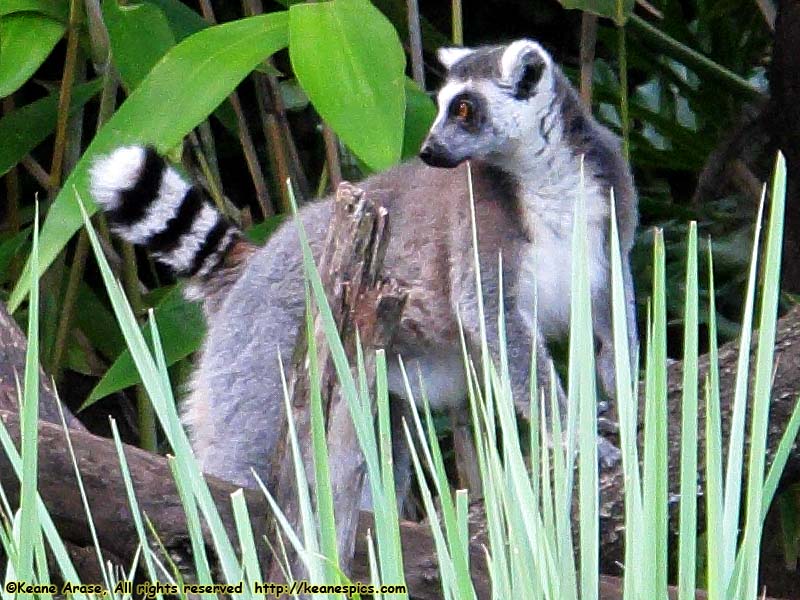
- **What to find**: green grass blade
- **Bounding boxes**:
[643,229,669,597]
[54,402,114,593]
[231,490,264,590]
[275,354,323,583]
[704,244,724,600]
[738,154,786,598]
[761,397,800,521]
[303,283,340,584]
[109,419,167,597]
[168,457,215,598]
[721,185,766,581]
[375,350,406,591]
[572,160,598,600]
[677,222,699,600]
[17,205,40,584]
[402,421,460,599]
[0,416,86,598]
[609,192,643,598]
[465,163,494,426]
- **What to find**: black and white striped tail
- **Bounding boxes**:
[89,146,240,282]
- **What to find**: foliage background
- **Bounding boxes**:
[0,0,797,592]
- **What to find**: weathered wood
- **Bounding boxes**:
[596,304,800,571]
[267,182,407,581]
[0,409,269,574]
[0,301,84,431]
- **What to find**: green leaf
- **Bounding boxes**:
[0,0,68,21]
[244,214,286,245]
[289,0,406,171]
[557,0,634,24]
[74,283,126,361]
[136,0,239,134]
[144,0,207,41]
[0,13,65,98]
[279,78,309,111]
[402,78,435,159]
[0,228,30,283]
[0,78,102,177]
[9,12,288,312]
[84,286,205,405]
[104,0,176,90]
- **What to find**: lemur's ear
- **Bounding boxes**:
[501,39,550,99]
[437,46,474,69]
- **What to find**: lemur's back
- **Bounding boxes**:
[186,159,528,486]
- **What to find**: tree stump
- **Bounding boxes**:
[267,182,407,580]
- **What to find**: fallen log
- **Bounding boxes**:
[597,305,800,571]
[0,301,84,431]
[0,409,791,599]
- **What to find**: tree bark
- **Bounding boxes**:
[0,301,84,431]
[596,305,800,571]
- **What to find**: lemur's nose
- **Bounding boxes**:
[419,138,460,169]
[419,143,436,164]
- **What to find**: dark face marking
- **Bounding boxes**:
[419,138,462,168]
[419,89,490,168]
[447,92,485,133]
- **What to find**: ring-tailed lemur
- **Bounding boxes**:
[89,39,637,490]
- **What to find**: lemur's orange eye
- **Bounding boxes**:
[449,95,478,129]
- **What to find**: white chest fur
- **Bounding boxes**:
[515,169,610,338]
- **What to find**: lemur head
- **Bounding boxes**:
[420,39,558,169]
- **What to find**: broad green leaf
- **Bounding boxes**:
[0,228,29,283]
[557,0,634,25]
[402,78,435,159]
[121,0,239,133]
[289,0,406,171]
[75,283,126,361]
[145,0,207,41]
[66,340,94,375]
[104,0,176,90]
[0,79,102,177]
[84,286,205,405]
[244,214,286,245]
[0,0,67,21]
[9,12,288,312]
[0,13,65,98]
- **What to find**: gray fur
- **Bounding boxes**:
[447,46,505,80]
[91,38,638,492]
